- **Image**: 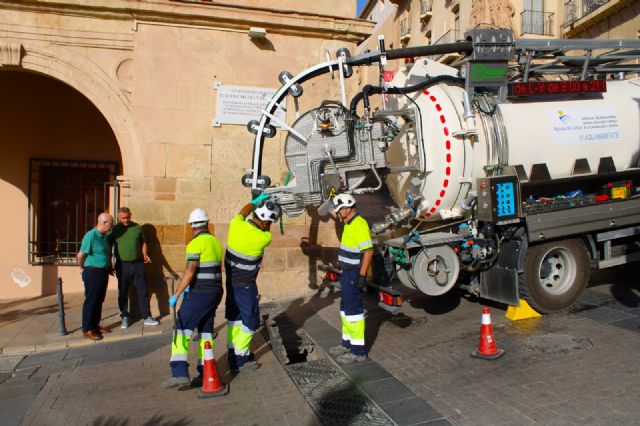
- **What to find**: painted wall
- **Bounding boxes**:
[0,0,373,303]
[0,70,122,298]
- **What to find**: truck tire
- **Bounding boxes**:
[519,238,590,313]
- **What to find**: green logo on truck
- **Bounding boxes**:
[470,63,507,83]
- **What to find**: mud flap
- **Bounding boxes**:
[479,227,528,306]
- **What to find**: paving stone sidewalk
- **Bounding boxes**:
[0,290,171,355]
[0,291,318,426]
[1,265,640,425]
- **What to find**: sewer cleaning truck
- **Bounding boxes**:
[242,29,640,313]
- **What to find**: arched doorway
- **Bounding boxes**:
[0,70,122,297]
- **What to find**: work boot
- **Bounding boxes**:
[337,352,367,365]
[121,317,129,329]
[231,360,260,374]
[161,376,191,390]
[144,316,159,326]
[191,376,203,388]
[329,345,349,356]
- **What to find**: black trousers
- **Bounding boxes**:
[115,261,151,319]
[81,267,109,332]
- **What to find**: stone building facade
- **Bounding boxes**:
[0,0,372,307]
[358,0,640,75]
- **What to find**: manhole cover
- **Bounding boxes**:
[381,314,428,328]
[523,333,593,354]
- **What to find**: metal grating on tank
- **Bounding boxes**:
[286,359,394,426]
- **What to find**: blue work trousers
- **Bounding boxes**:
[339,268,366,356]
[225,279,260,370]
[170,289,223,378]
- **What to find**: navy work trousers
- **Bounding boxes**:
[225,279,260,370]
[170,289,223,378]
[115,261,150,319]
[81,267,109,332]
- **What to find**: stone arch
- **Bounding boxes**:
[17,43,141,176]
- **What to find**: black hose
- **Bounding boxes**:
[349,75,465,115]
[310,74,466,195]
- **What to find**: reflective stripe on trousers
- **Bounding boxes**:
[339,268,366,356]
[225,280,259,370]
[169,290,222,378]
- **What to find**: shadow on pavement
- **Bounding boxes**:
[0,302,60,328]
[590,263,640,309]
[313,380,368,426]
[91,414,192,426]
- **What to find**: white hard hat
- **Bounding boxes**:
[254,200,281,223]
[188,208,209,228]
[332,193,356,212]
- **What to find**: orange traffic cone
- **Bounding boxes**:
[471,307,505,360]
[196,341,228,398]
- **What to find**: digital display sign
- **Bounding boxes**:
[508,80,607,97]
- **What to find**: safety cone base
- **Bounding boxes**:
[197,383,229,398]
[471,348,504,360]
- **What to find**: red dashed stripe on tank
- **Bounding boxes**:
[421,89,451,219]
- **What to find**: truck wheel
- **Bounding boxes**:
[519,239,590,313]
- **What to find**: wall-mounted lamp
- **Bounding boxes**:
[248,27,267,39]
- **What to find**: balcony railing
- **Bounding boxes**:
[563,0,610,27]
[432,29,459,46]
[521,10,554,36]
[400,18,411,42]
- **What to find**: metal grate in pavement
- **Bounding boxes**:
[286,359,394,426]
[523,333,593,354]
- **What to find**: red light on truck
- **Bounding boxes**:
[379,291,403,306]
[325,271,338,281]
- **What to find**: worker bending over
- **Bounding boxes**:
[162,208,224,390]
[329,193,373,364]
[225,194,280,373]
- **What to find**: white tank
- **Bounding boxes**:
[386,59,640,222]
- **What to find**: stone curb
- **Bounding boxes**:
[1,328,171,355]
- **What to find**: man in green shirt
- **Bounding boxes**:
[77,212,114,341]
[109,207,158,328]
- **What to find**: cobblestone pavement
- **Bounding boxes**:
[1,264,639,425]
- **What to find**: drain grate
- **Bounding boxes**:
[262,310,394,425]
[523,333,593,354]
[381,314,428,328]
[286,359,394,426]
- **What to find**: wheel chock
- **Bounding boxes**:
[505,299,542,321]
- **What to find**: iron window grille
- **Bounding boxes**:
[563,0,609,27]
[28,158,118,265]
[521,10,554,36]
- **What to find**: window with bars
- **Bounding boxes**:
[28,159,118,265]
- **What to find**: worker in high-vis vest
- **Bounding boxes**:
[162,208,224,390]
[329,193,373,364]
[225,194,280,373]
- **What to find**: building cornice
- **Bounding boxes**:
[0,0,374,43]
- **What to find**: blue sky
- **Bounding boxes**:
[357,0,367,16]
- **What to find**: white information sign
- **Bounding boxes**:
[213,83,286,127]
[550,106,621,144]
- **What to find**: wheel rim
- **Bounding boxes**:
[537,247,577,296]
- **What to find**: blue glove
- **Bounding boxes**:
[183,286,190,295]
[169,295,179,309]
[251,193,270,205]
